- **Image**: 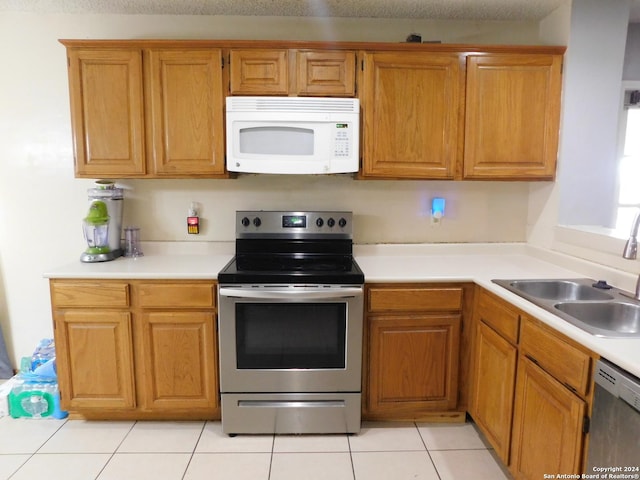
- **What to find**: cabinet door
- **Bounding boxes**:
[147,49,225,176]
[67,49,145,177]
[470,321,517,464]
[138,311,217,411]
[229,49,288,95]
[367,314,460,416]
[54,310,135,410]
[463,54,562,179]
[510,357,586,479]
[295,50,356,96]
[360,52,463,179]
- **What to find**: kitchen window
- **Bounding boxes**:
[615,87,640,233]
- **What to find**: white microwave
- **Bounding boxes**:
[225,96,360,175]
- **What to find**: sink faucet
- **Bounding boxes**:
[622,211,640,299]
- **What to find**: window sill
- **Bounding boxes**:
[553,225,639,274]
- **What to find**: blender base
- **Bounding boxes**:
[80,249,123,263]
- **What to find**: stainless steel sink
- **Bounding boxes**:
[492,278,640,338]
[554,301,640,337]
[507,279,614,301]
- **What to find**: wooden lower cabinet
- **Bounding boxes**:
[54,309,136,410]
[470,288,594,477]
[510,357,586,479]
[470,320,517,464]
[137,311,217,411]
[364,283,472,421]
[50,279,219,420]
[368,314,461,416]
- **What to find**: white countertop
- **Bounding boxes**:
[44,241,640,378]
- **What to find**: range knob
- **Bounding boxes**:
[241,217,250,227]
[316,218,324,227]
[339,217,347,228]
[327,217,335,228]
[253,217,262,227]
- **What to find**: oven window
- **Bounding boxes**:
[235,303,346,369]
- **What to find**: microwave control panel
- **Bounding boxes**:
[333,123,351,158]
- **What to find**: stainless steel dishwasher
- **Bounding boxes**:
[586,359,640,475]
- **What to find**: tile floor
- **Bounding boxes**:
[0,418,512,480]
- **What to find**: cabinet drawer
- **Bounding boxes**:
[368,286,463,312]
[50,281,130,308]
[137,283,216,308]
[476,290,520,344]
[520,317,592,396]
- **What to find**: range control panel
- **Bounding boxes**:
[236,210,353,238]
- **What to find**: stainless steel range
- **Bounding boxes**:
[217,210,365,435]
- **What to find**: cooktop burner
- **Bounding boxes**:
[218,210,364,285]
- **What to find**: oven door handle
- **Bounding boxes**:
[219,287,362,300]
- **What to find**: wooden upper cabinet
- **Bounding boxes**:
[295,50,356,96]
[360,52,463,179]
[67,49,146,177]
[146,49,225,176]
[229,49,289,95]
[228,48,356,96]
[463,53,563,179]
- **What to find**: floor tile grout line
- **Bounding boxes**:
[93,419,138,479]
[267,433,275,480]
[180,420,208,480]
[7,418,70,480]
[414,422,444,480]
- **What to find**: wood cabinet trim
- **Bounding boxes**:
[60,39,566,56]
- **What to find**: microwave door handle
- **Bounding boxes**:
[218,287,362,300]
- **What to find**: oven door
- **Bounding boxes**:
[218,285,363,393]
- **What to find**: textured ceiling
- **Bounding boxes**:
[2,0,639,22]
[0,0,569,20]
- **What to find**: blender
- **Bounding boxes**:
[80,181,124,263]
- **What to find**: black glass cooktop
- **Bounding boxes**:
[218,239,364,284]
[217,255,364,284]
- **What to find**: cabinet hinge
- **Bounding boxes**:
[582,416,590,434]
[221,56,225,69]
[361,59,364,71]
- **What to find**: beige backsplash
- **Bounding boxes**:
[120,176,531,245]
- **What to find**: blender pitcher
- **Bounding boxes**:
[80,200,111,262]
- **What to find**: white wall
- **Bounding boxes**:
[528,0,640,278]
[555,0,631,227]
[0,11,547,369]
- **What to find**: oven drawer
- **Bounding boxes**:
[221,393,361,434]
